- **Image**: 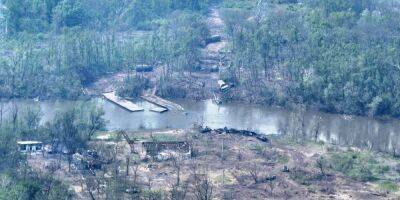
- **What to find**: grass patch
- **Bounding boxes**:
[144,134,180,142]
[94,131,181,143]
[248,144,266,154]
[94,131,119,141]
[328,151,390,182]
[290,168,314,186]
[222,0,256,9]
[378,181,398,193]
[277,153,290,164]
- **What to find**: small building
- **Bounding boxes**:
[17,141,43,153]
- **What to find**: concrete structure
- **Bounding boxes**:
[150,107,168,113]
[103,92,144,112]
[17,141,43,153]
[141,94,184,111]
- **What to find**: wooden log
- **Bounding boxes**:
[103,92,144,112]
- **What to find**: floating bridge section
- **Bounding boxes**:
[141,94,184,111]
[103,92,144,112]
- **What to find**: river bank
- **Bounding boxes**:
[3,97,400,156]
[28,128,400,199]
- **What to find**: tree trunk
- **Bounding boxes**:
[126,157,130,176]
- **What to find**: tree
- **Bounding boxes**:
[52,108,87,171]
[248,163,261,184]
[194,177,213,200]
[86,105,106,141]
[315,156,327,177]
[52,0,86,31]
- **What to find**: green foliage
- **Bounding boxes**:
[147,134,180,142]
[378,181,398,193]
[153,11,209,72]
[51,107,88,154]
[141,190,164,200]
[3,0,215,34]
[117,75,150,98]
[328,151,389,182]
[156,75,187,98]
[0,127,23,172]
[0,105,74,199]
[52,0,86,30]
[0,30,132,99]
[221,0,400,117]
[0,173,73,199]
[315,156,327,175]
[221,0,256,9]
[248,143,265,154]
[289,168,314,186]
[1,7,209,100]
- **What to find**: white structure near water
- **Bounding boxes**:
[17,141,43,153]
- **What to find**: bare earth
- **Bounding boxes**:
[28,129,400,199]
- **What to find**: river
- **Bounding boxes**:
[2,98,400,153]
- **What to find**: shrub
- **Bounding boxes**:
[141,190,164,199]
[248,144,265,155]
[117,75,150,98]
[378,181,398,193]
[289,168,313,186]
[156,76,187,98]
[328,151,382,182]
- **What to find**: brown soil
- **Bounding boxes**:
[28,129,400,199]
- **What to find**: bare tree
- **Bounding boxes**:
[0,100,4,127]
[312,115,323,142]
[248,163,261,184]
[237,149,244,161]
[170,181,189,200]
[288,104,306,143]
[11,102,18,131]
[232,166,246,186]
[147,174,153,191]
[172,155,183,186]
[132,161,140,189]
[315,156,327,177]
[87,106,106,141]
[265,175,277,196]
[81,174,97,200]
[194,177,213,200]
[218,137,227,161]
[126,156,130,176]
[126,160,141,199]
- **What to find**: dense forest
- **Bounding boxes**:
[0,0,212,99]
[2,0,400,117]
[222,0,400,117]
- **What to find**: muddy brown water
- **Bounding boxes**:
[3,98,400,153]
